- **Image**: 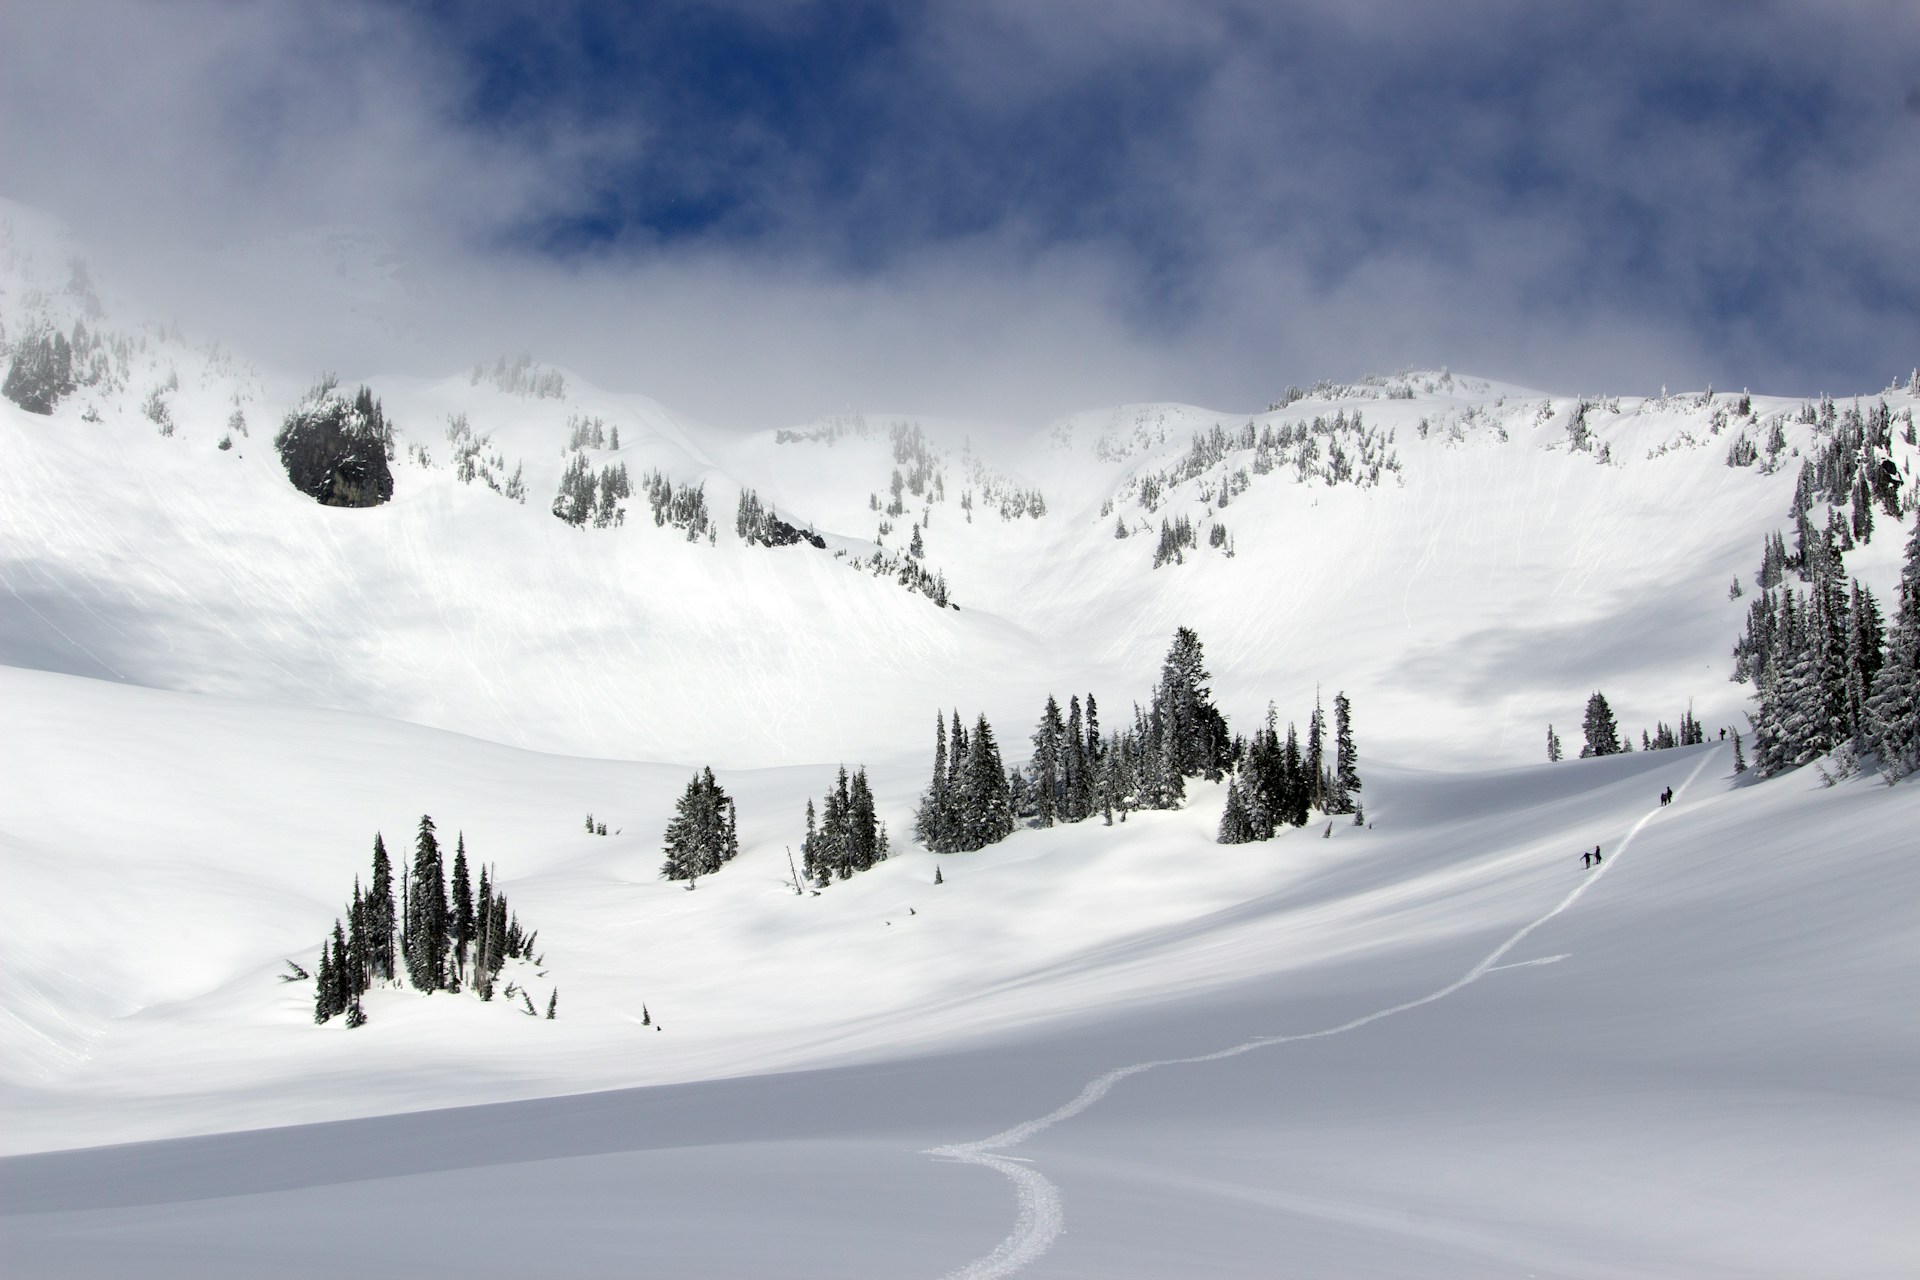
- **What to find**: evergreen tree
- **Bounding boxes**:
[1085,694,1102,773]
[848,767,887,870]
[1547,724,1563,762]
[1282,721,1309,826]
[660,768,739,882]
[1865,513,1920,776]
[1733,730,1747,773]
[1217,779,1255,844]
[314,937,336,1024]
[1847,582,1885,741]
[1306,692,1326,810]
[956,715,1014,850]
[1029,696,1064,827]
[1157,628,1230,781]
[368,833,395,981]
[800,798,822,883]
[1330,691,1361,812]
[1008,765,1034,820]
[948,710,967,819]
[450,836,474,985]
[1580,692,1621,757]
[346,879,369,999]
[330,919,353,1020]
[404,815,447,990]
[913,713,950,852]
[1064,695,1090,822]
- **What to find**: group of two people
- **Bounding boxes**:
[1581,784,1679,869]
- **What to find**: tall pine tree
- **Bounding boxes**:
[1330,691,1361,813]
[404,815,447,991]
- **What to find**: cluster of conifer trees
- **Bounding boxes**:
[2,326,76,414]
[660,769,739,883]
[1738,507,1920,777]
[565,413,617,451]
[553,453,629,526]
[313,817,538,1026]
[1131,413,1401,522]
[910,629,1343,854]
[852,544,953,608]
[800,766,889,884]
[445,412,525,501]
[1219,691,1360,842]
[1639,708,1707,752]
[1554,693,1708,762]
[630,632,1366,887]
[735,487,825,548]
[469,353,566,399]
[1012,627,1236,824]
[643,469,714,541]
[913,711,1015,852]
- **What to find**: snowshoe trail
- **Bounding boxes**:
[925,744,1724,1280]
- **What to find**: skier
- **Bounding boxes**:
[1594,845,1603,865]
[1582,849,1592,869]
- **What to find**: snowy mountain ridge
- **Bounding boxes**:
[5,198,1916,770]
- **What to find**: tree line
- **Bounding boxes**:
[650,629,1363,892]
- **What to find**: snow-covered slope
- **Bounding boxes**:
[2,200,1916,1278]
[2,693,1913,1275]
[5,198,1916,769]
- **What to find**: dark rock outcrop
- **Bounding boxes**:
[274,380,395,507]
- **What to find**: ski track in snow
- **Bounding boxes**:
[924,744,1723,1280]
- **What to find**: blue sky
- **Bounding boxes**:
[5,0,1918,424]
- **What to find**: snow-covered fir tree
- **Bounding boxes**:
[660,768,740,882]
[1330,691,1361,813]
[403,814,449,991]
[1580,692,1621,757]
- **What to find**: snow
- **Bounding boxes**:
[2,202,1917,1275]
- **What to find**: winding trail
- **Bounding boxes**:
[924,745,1723,1280]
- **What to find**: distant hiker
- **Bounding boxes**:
[1594,845,1603,865]
[1582,850,1592,868]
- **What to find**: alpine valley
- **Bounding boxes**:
[2,199,1916,1279]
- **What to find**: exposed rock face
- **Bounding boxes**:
[274,381,394,508]
[763,515,826,548]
